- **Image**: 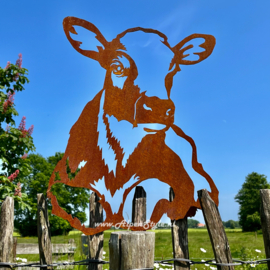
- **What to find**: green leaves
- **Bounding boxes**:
[235,172,270,231]
[0,176,32,211]
[0,55,35,211]
[188,218,200,228]
[0,126,35,179]
[0,64,29,93]
[15,153,90,236]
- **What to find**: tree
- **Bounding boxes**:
[235,172,270,232]
[0,54,35,210]
[222,220,240,229]
[227,220,235,229]
[188,218,199,228]
[14,153,90,236]
[234,220,240,228]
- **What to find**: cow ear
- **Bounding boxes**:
[173,34,215,65]
[63,16,108,62]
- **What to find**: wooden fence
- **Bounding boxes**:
[0,188,270,270]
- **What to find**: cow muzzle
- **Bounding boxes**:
[134,93,175,131]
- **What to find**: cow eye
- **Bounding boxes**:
[110,60,127,77]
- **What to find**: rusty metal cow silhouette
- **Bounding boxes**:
[47,16,219,235]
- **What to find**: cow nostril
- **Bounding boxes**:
[143,104,152,111]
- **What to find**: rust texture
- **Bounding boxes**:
[47,16,219,235]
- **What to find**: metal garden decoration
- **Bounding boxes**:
[47,16,219,235]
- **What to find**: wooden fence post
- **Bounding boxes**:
[0,196,14,269]
[37,193,53,270]
[13,237,17,261]
[109,186,155,270]
[110,231,155,270]
[260,189,270,270]
[198,189,234,270]
[87,192,104,270]
[132,186,146,225]
[170,188,189,270]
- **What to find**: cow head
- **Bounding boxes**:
[63,17,215,132]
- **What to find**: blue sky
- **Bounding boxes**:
[1,1,270,225]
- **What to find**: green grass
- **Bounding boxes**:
[14,229,267,270]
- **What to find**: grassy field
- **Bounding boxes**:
[14,228,267,269]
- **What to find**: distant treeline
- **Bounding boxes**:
[188,219,200,228]
[222,219,241,229]
[188,219,241,229]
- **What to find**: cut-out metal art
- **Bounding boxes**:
[47,16,219,235]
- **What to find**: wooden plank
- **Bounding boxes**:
[52,244,76,254]
[198,189,234,270]
[170,188,189,270]
[0,196,14,269]
[260,189,270,270]
[17,244,39,254]
[16,243,76,255]
[87,192,104,270]
[16,266,74,270]
[132,186,146,225]
[109,231,155,270]
[37,193,53,270]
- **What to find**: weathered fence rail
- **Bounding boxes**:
[16,243,76,255]
[1,188,270,270]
